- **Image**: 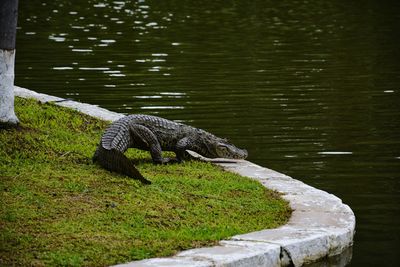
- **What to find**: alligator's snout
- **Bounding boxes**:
[216,142,248,159]
[233,148,248,159]
[240,149,248,159]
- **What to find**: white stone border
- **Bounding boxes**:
[14,86,355,267]
[14,86,124,122]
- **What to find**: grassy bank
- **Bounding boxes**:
[0,97,291,266]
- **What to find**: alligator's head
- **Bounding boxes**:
[202,132,248,159]
[214,140,248,159]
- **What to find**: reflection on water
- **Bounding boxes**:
[16,0,400,266]
[305,246,353,267]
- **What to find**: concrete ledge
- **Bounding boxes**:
[14,86,124,122]
[14,87,355,267]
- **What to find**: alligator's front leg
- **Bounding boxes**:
[175,137,195,162]
[129,124,173,164]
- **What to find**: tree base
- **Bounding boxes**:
[0,120,19,129]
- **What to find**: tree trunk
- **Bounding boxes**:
[0,50,19,128]
[0,0,19,128]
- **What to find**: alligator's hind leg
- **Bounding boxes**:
[129,124,174,164]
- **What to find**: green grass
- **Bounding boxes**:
[0,97,291,266]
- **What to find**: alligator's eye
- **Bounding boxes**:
[217,145,228,155]
[218,145,228,151]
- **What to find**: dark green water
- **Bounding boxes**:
[16,0,400,266]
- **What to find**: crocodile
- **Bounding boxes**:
[93,114,248,184]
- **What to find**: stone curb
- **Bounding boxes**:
[14,86,355,267]
[14,86,124,122]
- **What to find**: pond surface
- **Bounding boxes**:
[16,0,400,266]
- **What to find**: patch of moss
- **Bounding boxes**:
[0,97,291,266]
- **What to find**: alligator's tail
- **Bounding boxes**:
[93,145,151,185]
